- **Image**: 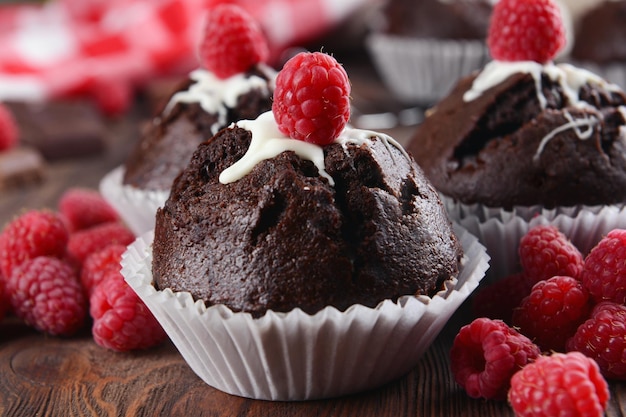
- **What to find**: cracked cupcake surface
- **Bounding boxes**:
[152,117,462,317]
[407,60,626,209]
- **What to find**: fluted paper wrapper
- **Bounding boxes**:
[441,194,626,224]
[121,225,489,401]
[99,165,169,236]
[366,34,489,104]
[457,204,626,283]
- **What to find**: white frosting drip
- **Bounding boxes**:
[534,110,598,161]
[219,111,333,185]
[463,60,621,109]
[618,106,626,140]
[464,60,624,160]
[164,64,275,135]
[219,112,410,186]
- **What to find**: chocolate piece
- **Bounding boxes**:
[153,125,462,318]
[0,146,44,189]
[7,100,106,160]
[407,68,626,209]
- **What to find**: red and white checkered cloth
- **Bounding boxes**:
[0,0,372,108]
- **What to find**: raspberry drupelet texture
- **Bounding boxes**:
[450,317,541,400]
[0,210,69,279]
[0,102,18,151]
[508,352,609,417]
[58,188,120,232]
[6,256,87,336]
[487,0,566,63]
[518,224,584,286]
[67,221,135,266]
[581,229,626,304]
[472,272,532,324]
[512,276,592,352]
[81,244,127,297]
[567,301,626,380]
[0,278,8,323]
[272,51,351,146]
[90,272,167,352]
[199,4,269,79]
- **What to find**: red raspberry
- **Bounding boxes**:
[6,256,87,336]
[518,224,583,286]
[81,244,126,297]
[67,222,135,267]
[59,187,120,232]
[0,102,18,151]
[0,278,8,322]
[508,351,609,417]
[488,0,566,63]
[0,210,69,279]
[567,302,626,380]
[472,272,532,324]
[450,318,541,400]
[90,79,133,118]
[272,51,351,146]
[199,4,269,79]
[512,276,592,352]
[90,271,167,352]
[580,229,626,304]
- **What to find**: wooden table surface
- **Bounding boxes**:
[1,59,625,417]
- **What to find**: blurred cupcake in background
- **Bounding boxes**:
[100,4,276,236]
[569,0,626,89]
[405,0,626,281]
[366,0,494,105]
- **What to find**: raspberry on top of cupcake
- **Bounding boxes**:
[152,51,463,317]
[122,4,276,192]
[407,0,626,211]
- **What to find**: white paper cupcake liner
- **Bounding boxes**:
[441,194,626,224]
[457,204,626,284]
[366,34,490,104]
[121,224,489,401]
[99,165,169,236]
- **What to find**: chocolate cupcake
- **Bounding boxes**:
[153,113,463,316]
[100,5,275,235]
[408,61,626,214]
[366,0,493,104]
[406,0,626,286]
[122,51,489,400]
[570,0,626,89]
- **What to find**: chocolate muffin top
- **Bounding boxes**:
[123,65,275,191]
[572,1,626,64]
[152,113,463,317]
[407,61,626,209]
[381,0,493,40]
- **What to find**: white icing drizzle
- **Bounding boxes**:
[618,106,626,140]
[163,64,275,135]
[533,110,598,161]
[464,60,623,161]
[219,111,333,185]
[463,60,621,109]
[219,112,411,186]
[336,127,410,165]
